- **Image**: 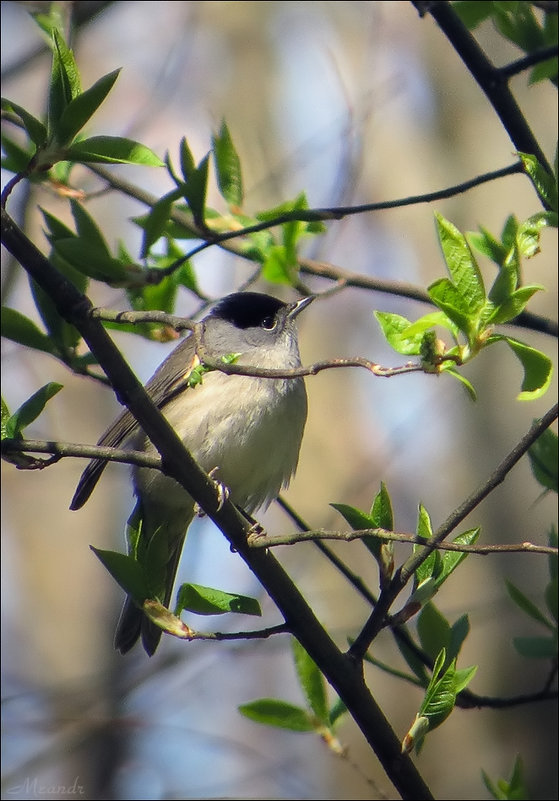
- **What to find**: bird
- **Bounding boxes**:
[70,291,312,655]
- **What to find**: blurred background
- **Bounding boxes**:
[1,1,557,799]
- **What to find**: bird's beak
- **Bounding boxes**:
[288,295,314,319]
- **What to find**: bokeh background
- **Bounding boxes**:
[2,2,557,799]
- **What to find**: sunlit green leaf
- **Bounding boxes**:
[3,382,63,438]
[65,136,164,166]
[175,583,261,617]
[212,120,243,208]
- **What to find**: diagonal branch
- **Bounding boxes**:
[348,403,559,661]
[1,206,434,801]
[412,1,553,178]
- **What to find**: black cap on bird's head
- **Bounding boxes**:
[209,292,313,331]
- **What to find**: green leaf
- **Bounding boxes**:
[52,238,128,283]
[497,336,553,400]
[1,307,57,355]
[3,382,63,438]
[427,278,474,339]
[517,211,558,259]
[528,426,558,493]
[292,638,329,724]
[175,583,261,617]
[453,1,494,28]
[482,755,528,801]
[394,635,430,685]
[374,311,423,355]
[212,120,243,208]
[29,278,81,353]
[1,397,12,440]
[179,136,196,180]
[48,29,81,136]
[1,132,35,174]
[56,68,121,146]
[1,98,47,148]
[443,367,477,401]
[453,663,478,694]
[65,136,164,166]
[513,635,557,659]
[487,284,544,326]
[449,614,471,663]
[70,199,112,255]
[518,152,558,212]
[139,188,183,258]
[181,153,210,227]
[506,580,555,630]
[468,225,509,266]
[417,603,452,663]
[434,212,486,315]
[238,699,315,731]
[261,244,296,285]
[413,504,439,587]
[90,546,149,605]
[438,527,480,587]
[370,482,394,529]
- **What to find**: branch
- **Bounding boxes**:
[84,164,557,338]
[0,206,434,801]
[248,527,558,556]
[349,403,559,661]
[412,1,553,179]
[498,44,559,80]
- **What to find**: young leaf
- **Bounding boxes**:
[438,527,480,587]
[417,602,452,663]
[181,154,210,228]
[374,311,423,355]
[175,583,261,617]
[434,212,486,315]
[212,120,243,208]
[292,639,329,724]
[518,152,558,212]
[528,426,558,493]
[65,136,164,166]
[370,482,394,530]
[1,99,47,148]
[48,28,81,136]
[506,580,555,630]
[56,68,121,146]
[179,136,196,180]
[1,307,57,355]
[427,278,473,339]
[238,699,315,731]
[482,755,528,801]
[90,546,149,605]
[3,382,63,438]
[497,336,553,400]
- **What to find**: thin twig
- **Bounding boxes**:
[249,527,558,556]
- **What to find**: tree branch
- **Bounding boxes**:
[412,1,553,178]
[348,403,559,661]
[0,206,434,801]
[249,526,558,556]
[83,163,557,338]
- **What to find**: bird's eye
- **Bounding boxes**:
[261,315,277,330]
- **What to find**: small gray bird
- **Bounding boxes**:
[70,292,312,655]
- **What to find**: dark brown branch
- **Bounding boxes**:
[412,1,553,178]
[1,206,434,801]
[498,44,559,80]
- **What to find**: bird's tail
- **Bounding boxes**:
[114,505,193,656]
